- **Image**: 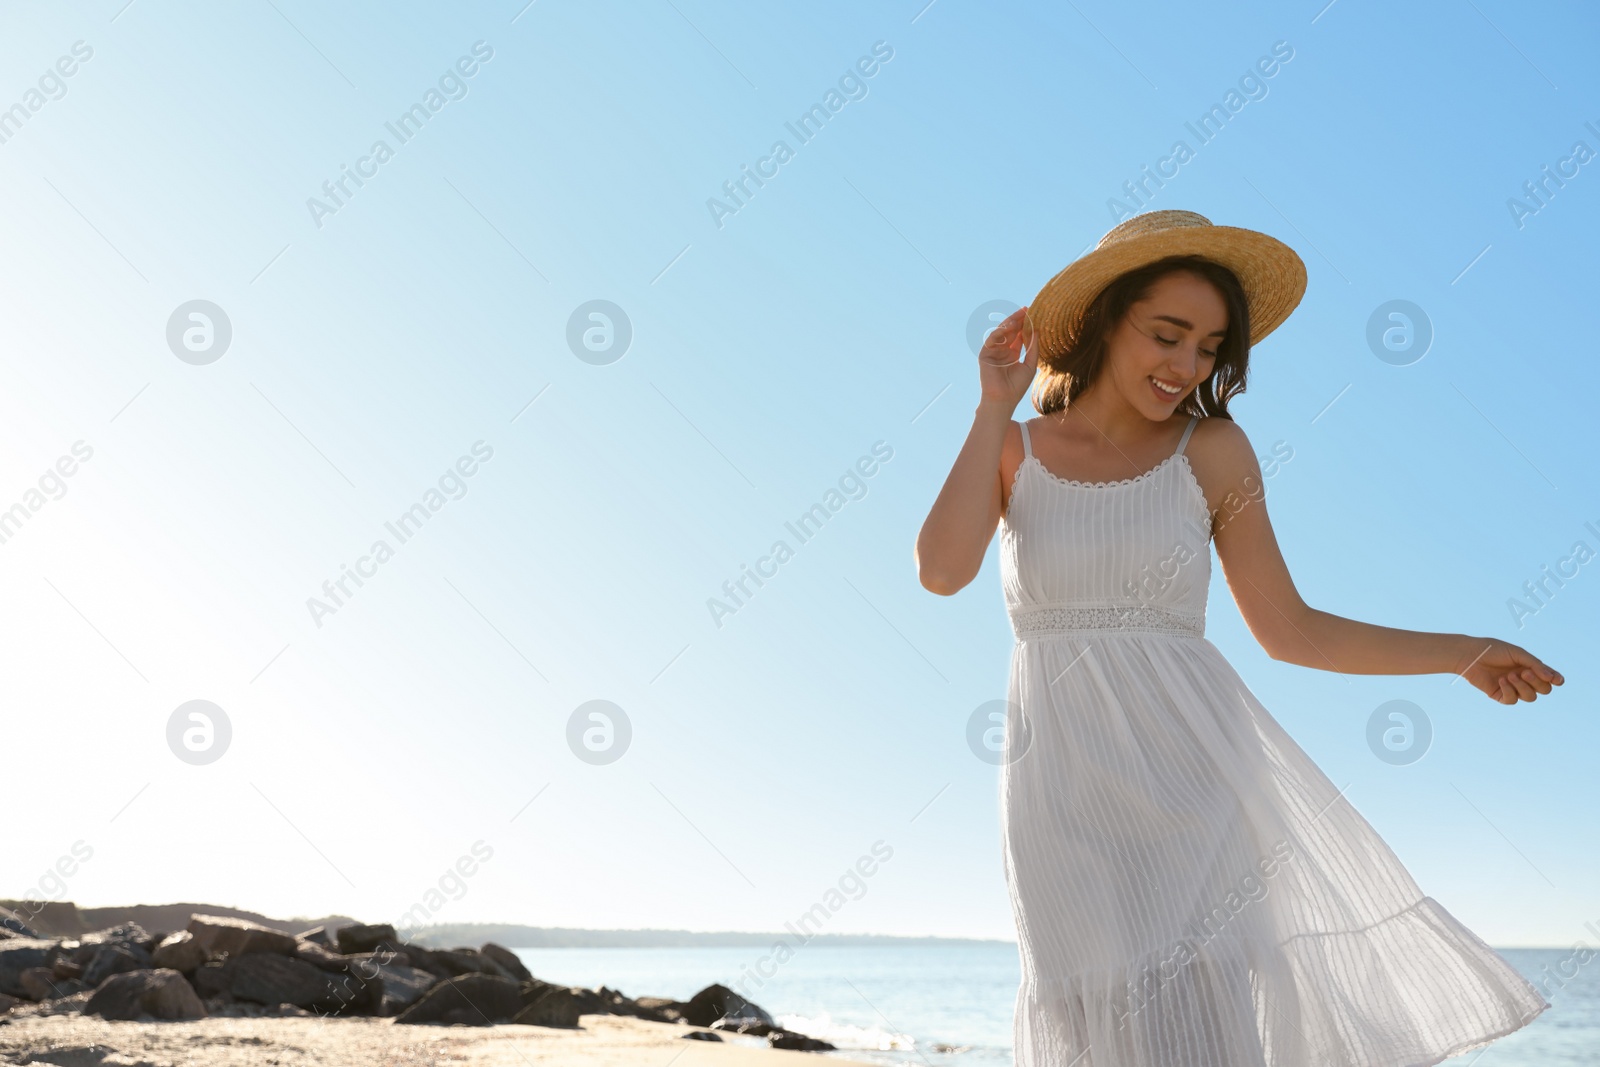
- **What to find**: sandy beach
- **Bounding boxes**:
[0,1011,881,1066]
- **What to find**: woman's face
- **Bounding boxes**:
[1099,270,1228,420]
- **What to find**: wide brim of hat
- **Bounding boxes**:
[1024,225,1307,363]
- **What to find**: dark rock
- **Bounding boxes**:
[341,948,410,973]
[683,1030,723,1041]
[634,994,689,1024]
[393,973,524,1025]
[230,952,380,1015]
[395,945,454,981]
[296,924,332,945]
[78,923,151,949]
[187,914,296,958]
[682,983,774,1028]
[479,943,532,982]
[84,968,207,1021]
[0,906,38,939]
[0,939,54,997]
[513,984,637,1028]
[768,1028,837,1051]
[711,1017,780,1037]
[595,985,676,1022]
[428,947,511,979]
[374,962,438,1016]
[0,991,19,1013]
[191,960,233,999]
[334,922,395,955]
[511,986,589,1028]
[19,966,85,1001]
[150,931,205,973]
[80,943,152,988]
[292,939,348,972]
[52,956,82,980]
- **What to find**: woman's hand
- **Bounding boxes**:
[1452,638,1564,704]
[978,306,1037,408]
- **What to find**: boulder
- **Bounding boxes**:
[84,968,207,1021]
[634,994,688,1023]
[191,960,233,999]
[19,966,86,1001]
[594,985,675,1022]
[0,991,18,1013]
[374,962,438,1016]
[291,939,348,972]
[394,945,454,981]
[511,986,591,1028]
[0,939,55,997]
[711,1017,779,1037]
[768,1029,836,1051]
[479,942,532,982]
[150,931,205,973]
[186,914,296,958]
[78,922,151,948]
[683,1030,723,1041]
[393,973,524,1025]
[427,947,510,979]
[229,952,380,1015]
[80,943,152,988]
[296,924,332,945]
[682,982,774,1027]
[334,922,395,955]
[52,955,83,980]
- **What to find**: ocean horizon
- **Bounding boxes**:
[511,942,1599,1065]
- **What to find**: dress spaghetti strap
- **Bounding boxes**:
[1019,420,1034,461]
[1174,414,1199,457]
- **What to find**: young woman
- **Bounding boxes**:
[915,210,1563,1066]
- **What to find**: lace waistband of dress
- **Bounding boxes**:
[1008,602,1205,639]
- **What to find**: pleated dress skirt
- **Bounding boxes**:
[998,416,1548,1066]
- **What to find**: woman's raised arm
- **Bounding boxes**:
[915,308,1036,595]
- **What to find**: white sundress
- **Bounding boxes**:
[997,413,1548,1067]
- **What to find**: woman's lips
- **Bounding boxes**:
[1149,375,1184,402]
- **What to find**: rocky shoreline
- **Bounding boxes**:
[0,905,836,1058]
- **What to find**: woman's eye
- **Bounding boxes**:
[1157,336,1178,345]
[1202,349,1219,359]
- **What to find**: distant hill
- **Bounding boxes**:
[1,901,1013,948]
[402,923,1013,949]
[0,900,356,941]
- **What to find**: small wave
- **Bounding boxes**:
[778,1011,917,1051]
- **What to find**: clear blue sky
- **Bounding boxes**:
[2,0,1594,947]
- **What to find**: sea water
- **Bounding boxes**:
[510,943,1598,1065]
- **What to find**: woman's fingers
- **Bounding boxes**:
[1512,648,1563,686]
[1503,671,1537,702]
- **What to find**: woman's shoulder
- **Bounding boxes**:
[1185,414,1267,489]
[1187,413,1252,454]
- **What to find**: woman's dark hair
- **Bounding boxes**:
[1032,254,1251,420]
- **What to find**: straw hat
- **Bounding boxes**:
[1024,210,1306,364]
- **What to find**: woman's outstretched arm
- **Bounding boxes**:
[1198,418,1564,705]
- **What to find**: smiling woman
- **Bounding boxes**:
[915,209,1563,1067]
